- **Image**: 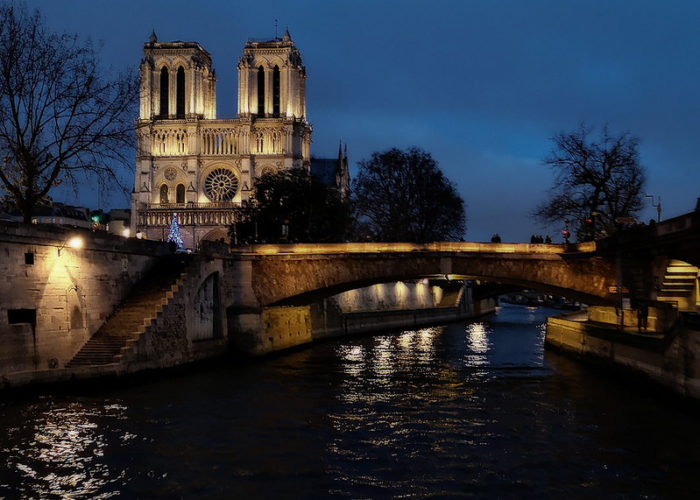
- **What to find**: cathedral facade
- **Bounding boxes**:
[131,30,312,248]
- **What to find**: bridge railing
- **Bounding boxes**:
[231,241,596,255]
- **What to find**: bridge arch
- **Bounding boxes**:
[240,244,617,307]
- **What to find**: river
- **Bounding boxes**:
[1,303,699,498]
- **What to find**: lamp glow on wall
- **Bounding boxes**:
[58,236,84,256]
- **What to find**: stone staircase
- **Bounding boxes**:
[657,260,698,311]
[65,255,192,368]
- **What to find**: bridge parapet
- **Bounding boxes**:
[230,241,597,256]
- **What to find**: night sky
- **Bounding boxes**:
[27,0,700,242]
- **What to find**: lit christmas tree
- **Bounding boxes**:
[167,213,184,249]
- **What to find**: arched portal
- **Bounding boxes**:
[202,228,229,244]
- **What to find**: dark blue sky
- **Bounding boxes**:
[29,0,700,242]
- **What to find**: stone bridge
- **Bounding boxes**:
[224,241,616,307]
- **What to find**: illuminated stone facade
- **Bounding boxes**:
[131,30,312,248]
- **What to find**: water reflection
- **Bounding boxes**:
[2,401,127,498]
[3,305,700,498]
[465,322,491,370]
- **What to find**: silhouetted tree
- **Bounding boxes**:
[534,125,646,240]
[229,168,350,244]
[0,3,138,222]
[352,147,465,242]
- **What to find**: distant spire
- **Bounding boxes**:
[344,143,348,160]
[149,30,158,43]
[338,140,343,160]
[282,28,291,42]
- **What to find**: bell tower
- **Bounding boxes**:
[139,31,217,121]
[237,29,306,120]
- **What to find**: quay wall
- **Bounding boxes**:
[546,309,700,399]
[229,281,497,356]
[0,222,169,378]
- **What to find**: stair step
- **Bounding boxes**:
[65,255,192,369]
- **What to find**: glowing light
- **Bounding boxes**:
[121,228,130,238]
[67,236,83,249]
[57,236,84,256]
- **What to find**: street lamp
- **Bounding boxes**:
[58,235,84,256]
[645,194,662,222]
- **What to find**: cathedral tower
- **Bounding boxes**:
[132,31,313,249]
[139,33,217,121]
[237,29,306,120]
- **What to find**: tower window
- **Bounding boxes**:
[160,184,169,204]
[176,66,185,119]
[159,67,169,118]
[257,66,265,116]
[176,183,185,203]
[24,252,34,265]
[273,65,280,117]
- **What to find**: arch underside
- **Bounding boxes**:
[251,253,617,307]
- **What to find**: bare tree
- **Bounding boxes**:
[0,3,138,222]
[353,147,466,242]
[535,125,646,240]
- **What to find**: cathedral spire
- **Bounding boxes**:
[149,30,157,43]
[282,28,291,42]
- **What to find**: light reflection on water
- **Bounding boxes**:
[1,304,700,498]
[2,402,128,498]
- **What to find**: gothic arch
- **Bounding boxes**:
[160,184,169,204]
[176,183,186,203]
[159,66,169,118]
[273,65,280,117]
[65,285,86,333]
[257,65,265,115]
[176,66,186,118]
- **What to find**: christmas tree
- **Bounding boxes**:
[167,213,184,250]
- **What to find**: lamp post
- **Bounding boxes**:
[561,219,570,246]
[645,194,662,222]
[57,235,84,256]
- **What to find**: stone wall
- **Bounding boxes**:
[226,280,495,356]
[0,222,168,377]
[332,281,445,312]
[546,311,700,399]
[121,256,229,372]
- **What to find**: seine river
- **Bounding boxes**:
[2,304,700,498]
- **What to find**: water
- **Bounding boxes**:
[2,303,700,498]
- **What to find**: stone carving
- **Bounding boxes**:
[164,167,177,180]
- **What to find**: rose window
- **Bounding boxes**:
[164,167,177,181]
[204,168,239,201]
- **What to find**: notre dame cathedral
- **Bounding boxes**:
[131,30,347,248]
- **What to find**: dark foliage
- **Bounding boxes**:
[352,147,466,242]
[534,125,646,241]
[0,3,139,222]
[229,167,350,244]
